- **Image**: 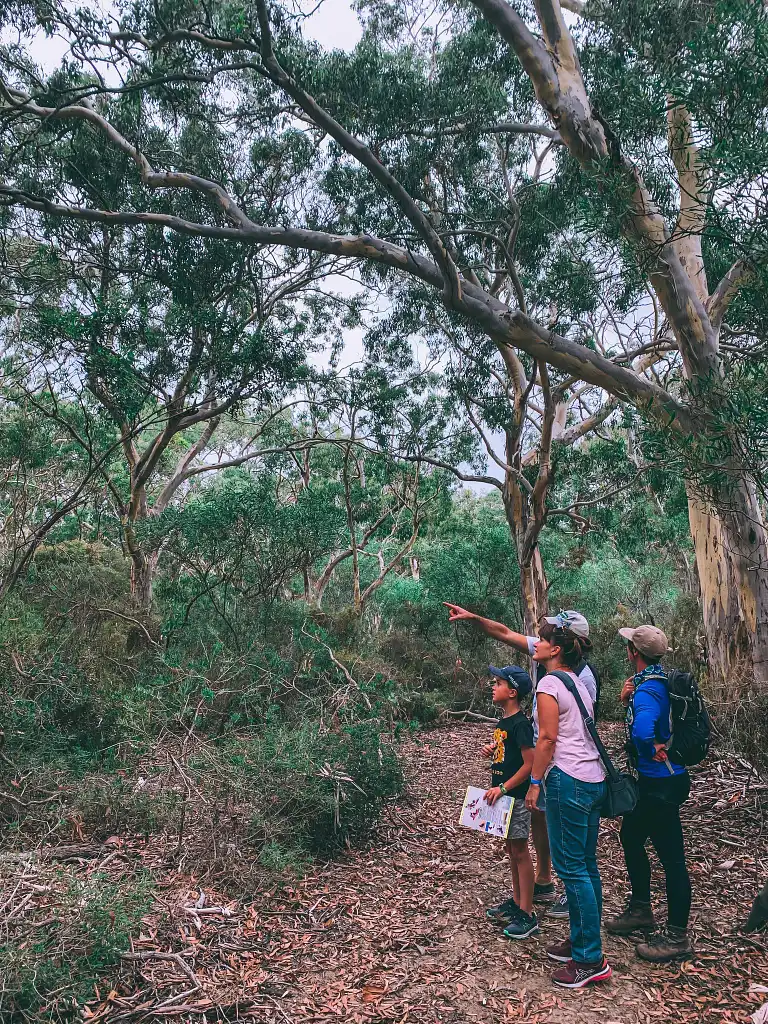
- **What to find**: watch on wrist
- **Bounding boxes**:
[498,782,507,796]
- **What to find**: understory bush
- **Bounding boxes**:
[0,485,718,873]
[0,870,153,1022]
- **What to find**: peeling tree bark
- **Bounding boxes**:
[665,102,768,688]
[496,352,555,634]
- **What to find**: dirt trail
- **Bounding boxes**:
[223,723,765,1024]
[8,723,767,1022]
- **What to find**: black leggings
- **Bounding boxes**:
[619,773,692,929]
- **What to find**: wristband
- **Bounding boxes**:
[530,777,542,787]
[498,783,507,796]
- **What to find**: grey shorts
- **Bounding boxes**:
[507,798,532,840]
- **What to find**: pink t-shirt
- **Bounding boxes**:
[534,672,606,784]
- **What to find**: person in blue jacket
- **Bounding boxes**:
[605,624,693,962]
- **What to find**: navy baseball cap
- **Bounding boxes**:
[488,665,533,697]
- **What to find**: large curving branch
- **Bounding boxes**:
[0,183,698,431]
[254,0,463,305]
[471,0,723,384]
[0,85,254,231]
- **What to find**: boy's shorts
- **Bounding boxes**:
[507,798,532,840]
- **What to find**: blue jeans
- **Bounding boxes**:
[544,766,606,964]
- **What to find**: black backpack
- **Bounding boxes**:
[665,670,711,766]
[631,670,711,767]
[580,659,601,710]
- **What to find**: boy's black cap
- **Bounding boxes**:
[488,665,533,697]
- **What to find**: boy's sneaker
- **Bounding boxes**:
[486,897,520,924]
[548,893,570,918]
[503,910,539,941]
[545,937,572,962]
[635,927,693,963]
[533,882,556,905]
[551,957,612,988]
[605,899,655,935]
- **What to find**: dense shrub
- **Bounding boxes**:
[0,870,153,1021]
[0,480,716,871]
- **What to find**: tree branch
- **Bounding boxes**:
[666,99,709,303]
[707,259,754,333]
[0,192,697,431]
[410,121,561,142]
[254,0,463,304]
[464,399,534,493]
[548,465,650,518]
[0,85,253,230]
[472,0,723,384]
[155,414,221,514]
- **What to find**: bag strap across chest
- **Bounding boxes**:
[548,670,620,782]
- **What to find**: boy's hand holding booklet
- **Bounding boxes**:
[459,785,514,839]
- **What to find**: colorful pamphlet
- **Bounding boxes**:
[459,785,514,839]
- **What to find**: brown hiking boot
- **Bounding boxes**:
[605,899,655,935]
[636,926,693,963]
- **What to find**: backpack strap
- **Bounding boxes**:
[547,670,620,782]
[628,674,679,772]
[637,674,668,687]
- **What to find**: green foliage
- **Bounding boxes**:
[247,718,404,857]
[0,871,153,1020]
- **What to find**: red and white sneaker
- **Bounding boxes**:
[551,957,612,988]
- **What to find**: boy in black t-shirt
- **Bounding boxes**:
[483,664,538,940]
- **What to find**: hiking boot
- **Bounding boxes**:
[503,910,539,941]
[551,957,612,988]
[547,893,570,919]
[545,937,572,963]
[533,882,556,905]
[635,926,693,963]
[605,899,655,936]
[486,897,520,924]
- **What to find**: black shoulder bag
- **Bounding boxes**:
[550,671,638,819]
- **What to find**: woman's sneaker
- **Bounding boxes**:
[533,882,556,905]
[503,910,539,941]
[547,893,570,918]
[486,897,520,924]
[545,937,572,962]
[635,927,693,962]
[552,957,612,988]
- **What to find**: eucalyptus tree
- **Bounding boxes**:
[160,368,451,614]
[0,0,766,682]
[363,297,670,633]
[0,207,352,609]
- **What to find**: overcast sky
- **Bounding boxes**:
[18,0,364,70]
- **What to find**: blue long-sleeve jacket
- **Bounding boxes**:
[627,667,687,779]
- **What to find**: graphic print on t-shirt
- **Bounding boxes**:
[492,727,507,765]
[490,711,534,798]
